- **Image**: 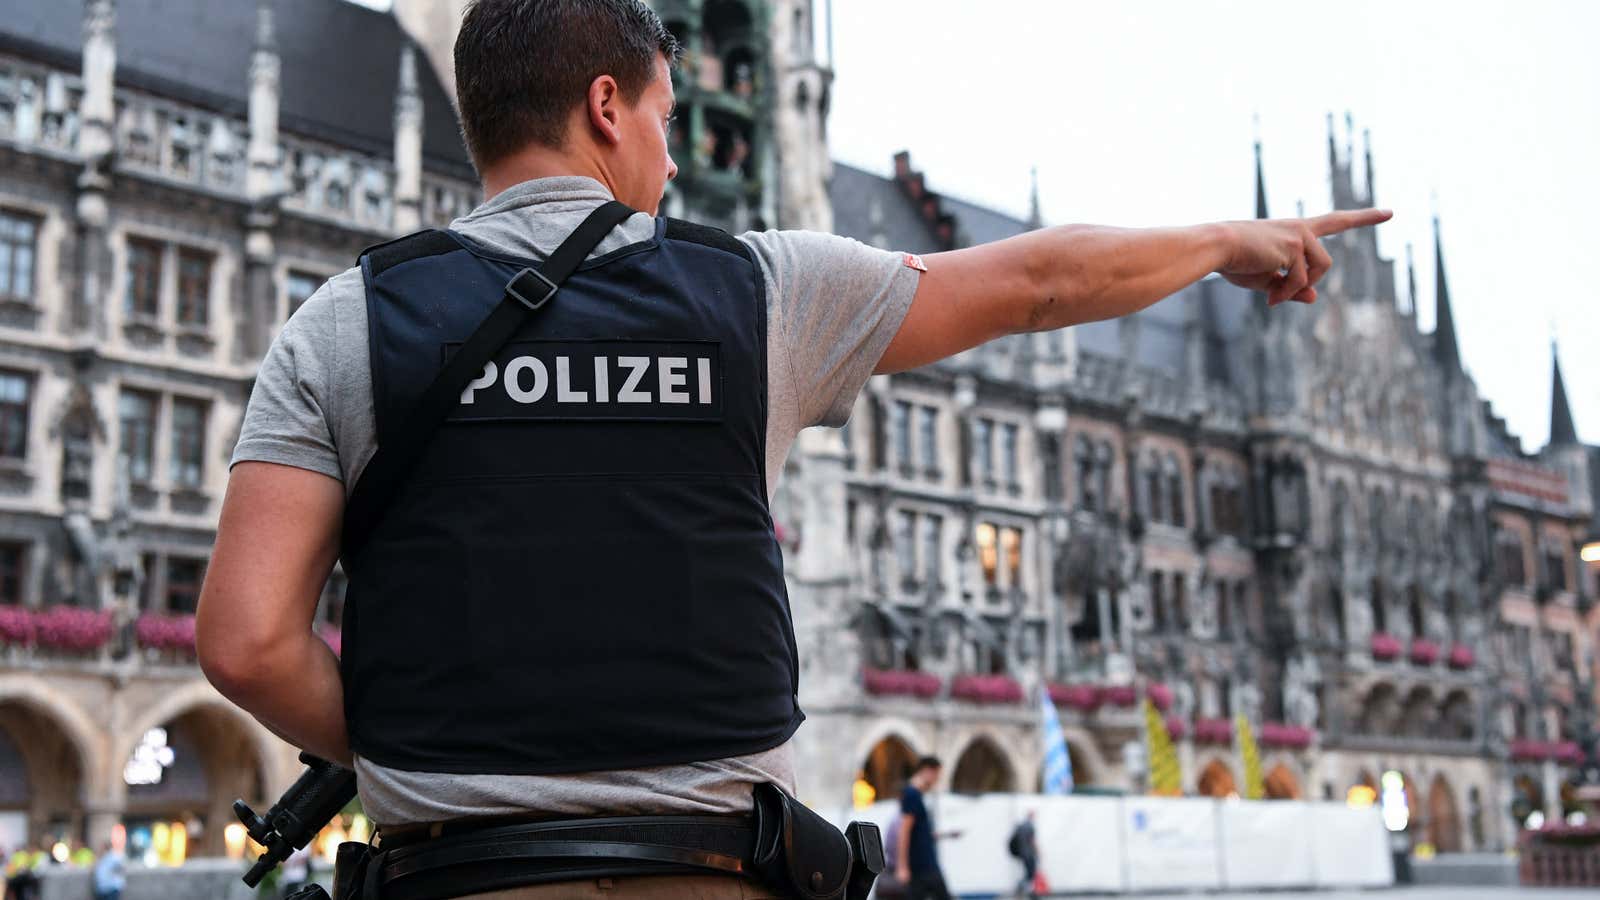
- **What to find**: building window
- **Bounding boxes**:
[170,398,207,490]
[165,557,206,614]
[1143,459,1163,523]
[894,509,916,589]
[1001,526,1022,588]
[1000,422,1019,492]
[974,418,994,484]
[0,542,24,605]
[891,400,912,471]
[1542,545,1568,593]
[0,210,38,304]
[1150,571,1166,631]
[175,248,212,327]
[0,370,30,460]
[918,406,938,474]
[1074,437,1096,511]
[118,390,158,484]
[125,237,163,319]
[976,522,998,585]
[1495,530,1528,587]
[1164,457,1185,527]
[286,270,323,318]
[921,514,942,586]
[1172,573,1188,631]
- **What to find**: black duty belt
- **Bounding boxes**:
[336,783,883,900]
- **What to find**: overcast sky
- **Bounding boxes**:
[356,0,1595,451]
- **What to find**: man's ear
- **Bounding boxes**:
[587,74,623,146]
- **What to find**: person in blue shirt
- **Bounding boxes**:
[895,756,961,900]
[90,843,125,900]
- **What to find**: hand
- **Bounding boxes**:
[895,863,911,884]
[1215,208,1392,306]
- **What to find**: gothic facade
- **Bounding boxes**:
[0,0,1592,866]
[779,139,1599,854]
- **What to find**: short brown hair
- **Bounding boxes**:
[454,0,680,167]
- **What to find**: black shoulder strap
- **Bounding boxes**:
[342,201,636,561]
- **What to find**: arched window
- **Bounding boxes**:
[1094,442,1113,514]
[1407,586,1426,640]
[1164,455,1185,527]
[1370,577,1387,634]
[1143,454,1163,523]
[1074,436,1095,511]
[1368,488,1387,547]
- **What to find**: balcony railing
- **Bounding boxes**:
[0,58,81,155]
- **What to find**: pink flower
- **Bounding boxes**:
[1447,644,1474,669]
[1047,683,1102,713]
[1552,741,1585,766]
[1164,716,1188,740]
[33,606,113,653]
[950,674,1023,705]
[1194,717,1234,745]
[1146,682,1174,712]
[134,613,197,653]
[1102,684,1139,707]
[0,605,36,646]
[1259,722,1315,749]
[1409,639,1440,665]
[1370,632,1402,660]
[862,667,942,699]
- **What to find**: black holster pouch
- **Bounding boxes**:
[285,886,332,900]
[751,783,883,900]
[332,840,377,900]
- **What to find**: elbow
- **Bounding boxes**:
[196,605,269,704]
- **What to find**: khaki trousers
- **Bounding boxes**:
[456,874,782,899]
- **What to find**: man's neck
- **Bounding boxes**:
[481,144,617,201]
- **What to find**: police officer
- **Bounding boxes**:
[196,1,1388,897]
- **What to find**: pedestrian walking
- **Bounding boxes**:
[90,842,126,900]
[895,757,963,900]
[1007,810,1041,899]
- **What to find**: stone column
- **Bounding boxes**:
[393,43,424,234]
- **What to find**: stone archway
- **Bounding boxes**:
[1399,686,1439,738]
[1265,762,1302,800]
[859,734,918,806]
[0,679,102,849]
[1197,758,1237,798]
[1358,683,1400,734]
[950,736,1016,794]
[113,691,283,860]
[1426,774,1462,853]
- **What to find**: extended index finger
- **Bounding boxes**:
[1308,208,1394,237]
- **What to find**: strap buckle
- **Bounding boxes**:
[506,267,560,312]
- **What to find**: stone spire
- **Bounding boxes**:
[1254,138,1268,220]
[1550,342,1578,446]
[1363,128,1376,205]
[393,41,424,234]
[1431,215,1462,372]
[247,0,281,202]
[1027,166,1043,229]
[79,0,117,161]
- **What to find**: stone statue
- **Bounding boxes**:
[1283,653,1322,728]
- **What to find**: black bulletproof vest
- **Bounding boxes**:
[342,217,803,775]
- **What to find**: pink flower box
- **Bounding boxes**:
[33,606,113,653]
[1194,717,1234,745]
[1146,682,1174,712]
[319,624,343,657]
[1259,722,1315,749]
[1047,683,1102,713]
[134,613,197,654]
[1164,716,1188,740]
[1510,739,1554,762]
[950,674,1024,705]
[0,605,36,646]
[1370,632,1402,660]
[1447,644,1474,669]
[1409,639,1440,665]
[1102,684,1138,707]
[1552,741,1585,766]
[862,667,942,699]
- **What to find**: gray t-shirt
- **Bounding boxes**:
[230,176,918,825]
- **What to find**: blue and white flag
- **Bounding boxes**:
[1040,686,1074,794]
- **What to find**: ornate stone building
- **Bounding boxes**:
[0,0,1592,867]
[780,135,1599,854]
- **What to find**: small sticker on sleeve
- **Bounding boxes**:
[902,253,928,273]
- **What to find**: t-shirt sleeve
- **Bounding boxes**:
[899,786,925,818]
[229,272,355,482]
[738,229,919,428]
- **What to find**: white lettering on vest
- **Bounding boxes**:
[698,358,712,405]
[593,356,610,403]
[658,357,689,404]
[617,356,651,403]
[555,356,588,403]
[461,361,498,404]
[504,356,549,403]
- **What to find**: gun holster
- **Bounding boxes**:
[751,782,883,900]
[328,840,377,900]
